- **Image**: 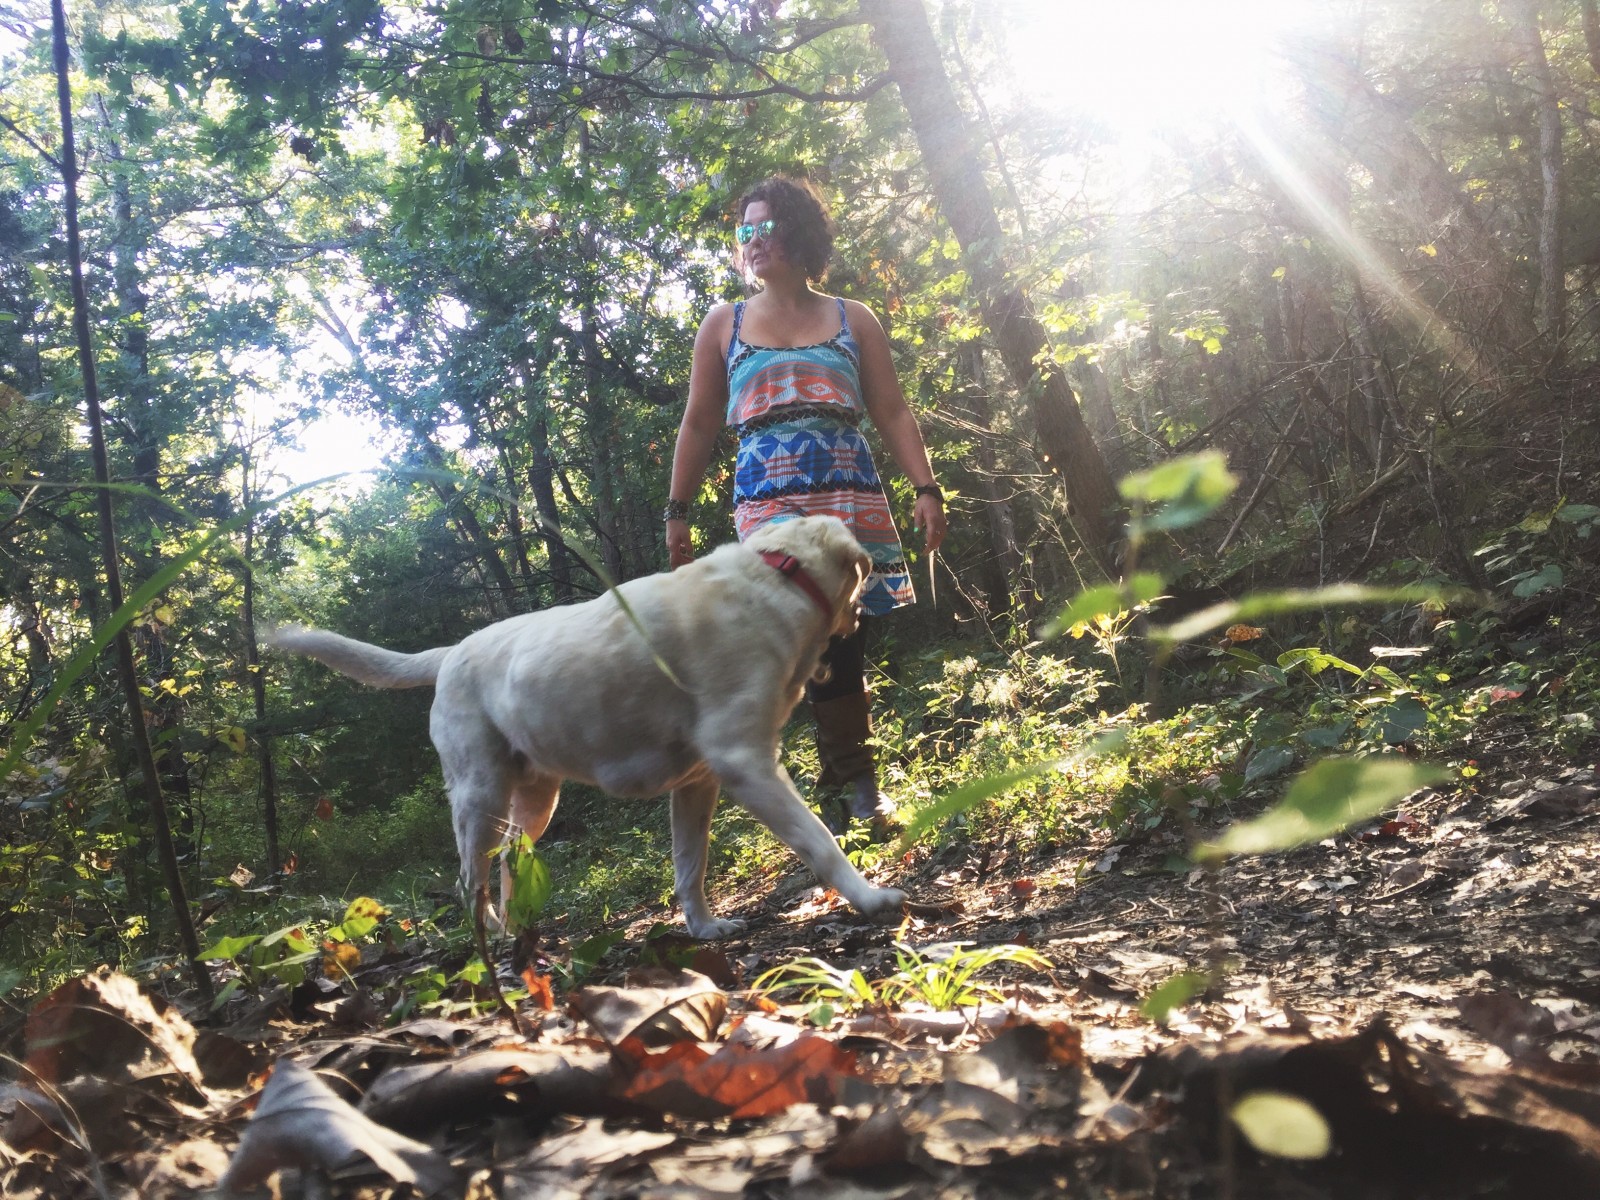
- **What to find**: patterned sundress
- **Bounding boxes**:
[726,297,913,615]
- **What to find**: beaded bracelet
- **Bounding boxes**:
[662,498,690,522]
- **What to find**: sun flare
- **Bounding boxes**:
[1001,0,1315,138]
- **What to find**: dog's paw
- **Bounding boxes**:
[859,887,908,923]
[685,915,748,941]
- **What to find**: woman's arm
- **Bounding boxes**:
[666,304,734,567]
[849,300,947,555]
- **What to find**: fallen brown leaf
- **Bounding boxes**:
[218,1058,456,1194]
[360,1046,631,1133]
[570,968,726,1046]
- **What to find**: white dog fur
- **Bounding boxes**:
[270,515,907,939]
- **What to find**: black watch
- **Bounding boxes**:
[662,498,690,522]
[914,483,944,503]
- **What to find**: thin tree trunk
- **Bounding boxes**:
[578,123,625,583]
[1509,0,1565,352]
[860,0,1123,576]
[527,405,575,603]
[240,446,280,873]
[954,342,1022,624]
[50,0,209,1000]
[1582,0,1600,75]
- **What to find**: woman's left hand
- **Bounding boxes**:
[913,491,947,556]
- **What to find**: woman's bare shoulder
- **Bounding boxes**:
[695,301,737,344]
[841,296,889,340]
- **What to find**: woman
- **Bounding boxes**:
[664,175,947,828]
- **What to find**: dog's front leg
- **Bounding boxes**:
[714,753,906,925]
[670,775,747,940]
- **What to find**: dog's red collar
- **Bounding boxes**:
[758,550,834,620]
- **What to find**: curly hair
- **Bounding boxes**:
[737,175,835,281]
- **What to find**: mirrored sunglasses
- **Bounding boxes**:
[734,219,776,246]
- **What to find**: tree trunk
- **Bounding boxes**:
[527,405,575,604]
[50,0,209,999]
[1285,44,1539,375]
[108,71,197,865]
[954,342,1024,624]
[240,446,281,873]
[860,0,1123,576]
[1583,0,1600,76]
[1509,0,1565,353]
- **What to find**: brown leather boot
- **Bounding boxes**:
[812,691,896,830]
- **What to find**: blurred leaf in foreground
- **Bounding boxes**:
[1198,757,1449,860]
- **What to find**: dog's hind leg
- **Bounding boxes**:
[670,774,746,940]
[509,770,560,845]
[499,770,561,920]
[450,775,512,923]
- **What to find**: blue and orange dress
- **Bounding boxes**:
[726,297,913,615]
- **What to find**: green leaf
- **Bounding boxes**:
[258,923,316,955]
[1244,743,1296,783]
[1043,573,1165,639]
[1300,722,1350,749]
[1276,648,1362,677]
[1141,970,1208,1024]
[1512,564,1562,598]
[1371,698,1427,744]
[1230,1091,1333,1160]
[570,929,626,973]
[197,933,262,961]
[895,759,1068,853]
[1197,756,1448,860]
[1119,451,1238,535]
[504,838,552,932]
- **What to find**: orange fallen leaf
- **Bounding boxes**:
[522,969,555,1011]
[618,1034,857,1119]
[322,941,361,979]
[1224,624,1265,644]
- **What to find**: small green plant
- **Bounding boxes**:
[879,941,1052,1010]
[499,834,552,933]
[753,941,1052,1017]
[897,452,1449,852]
[198,895,393,1009]
[751,956,880,1023]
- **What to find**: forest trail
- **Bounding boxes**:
[6,743,1597,1198]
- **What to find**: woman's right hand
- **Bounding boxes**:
[666,518,694,569]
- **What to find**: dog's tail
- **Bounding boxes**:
[267,625,449,689]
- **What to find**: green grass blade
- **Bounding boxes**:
[1152,584,1454,645]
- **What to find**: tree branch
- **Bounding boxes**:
[0,111,60,170]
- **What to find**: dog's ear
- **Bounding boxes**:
[827,542,871,637]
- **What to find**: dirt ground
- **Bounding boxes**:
[4,740,1598,1198]
[674,741,1600,1197]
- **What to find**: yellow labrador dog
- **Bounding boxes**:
[270,516,906,939]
